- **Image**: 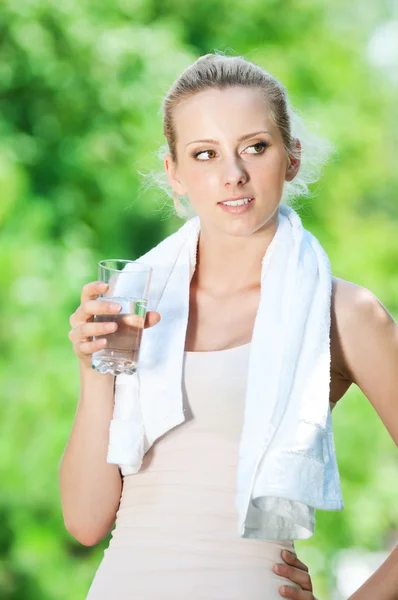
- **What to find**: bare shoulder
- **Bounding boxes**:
[331,276,398,443]
[330,277,363,379]
[331,276,396,378]
[331,276,392,319]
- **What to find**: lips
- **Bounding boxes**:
[218,197,256,214]
[218,196,255,204]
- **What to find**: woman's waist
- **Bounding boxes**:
[100,540,301,599]
[117,475,238,531]
[109,514,295,567]
[113,484,295,558]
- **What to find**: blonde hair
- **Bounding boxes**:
[141,52,335,220]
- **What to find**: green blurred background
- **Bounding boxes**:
[1,1,397,598]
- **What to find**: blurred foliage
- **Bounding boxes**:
[0,0,397,598]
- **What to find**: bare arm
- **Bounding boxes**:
[59,364,122,547]
[334,278,398,445]
[334,279,398,599]
[59,280,161,546]
[347,543,398,600]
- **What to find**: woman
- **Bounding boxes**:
[60,54,398,599]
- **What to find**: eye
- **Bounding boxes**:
[192,141,269,161]
[245,141,270,154]
[193,149,217,160]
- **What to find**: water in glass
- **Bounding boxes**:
[92,296,147,375]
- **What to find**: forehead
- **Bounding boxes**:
[173,86,278,144]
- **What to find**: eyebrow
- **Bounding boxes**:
[185,130,271,148]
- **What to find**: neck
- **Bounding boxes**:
[193,211,279,296]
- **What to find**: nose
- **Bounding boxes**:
[223,155,248,187]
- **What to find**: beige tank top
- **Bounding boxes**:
[86,343,302,600]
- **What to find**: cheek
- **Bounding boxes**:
[250,157,285,180]
[186,166,219,192]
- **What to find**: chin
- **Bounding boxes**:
[221,205,279,235]
[216,219,261,239]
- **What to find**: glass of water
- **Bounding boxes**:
[91,259,152,376]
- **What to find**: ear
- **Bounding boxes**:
[164,154,186,196]
[285,138,301,182]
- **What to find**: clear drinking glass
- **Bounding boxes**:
[91,259,152,376]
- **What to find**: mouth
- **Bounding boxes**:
[218,196,255,206]
[217,196,255,214]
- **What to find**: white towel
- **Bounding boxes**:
[106,204,344,540]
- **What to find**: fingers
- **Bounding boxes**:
[273,550,313,597]
[68,320,118,344]
[102,312,160,330]
[278,586,315,599]
[77,338,109,356]
[272,564,312,592]
[144,311,161,329]
[70,282,112,328]
[81,281,108,304]
[281,550,309,573]
[68,278,162,363]
[75,301,161,329]
[73,298,122,326]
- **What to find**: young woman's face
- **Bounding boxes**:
[165,86,300,237]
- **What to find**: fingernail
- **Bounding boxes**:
[282,550,291,558]
[272,564,281,573]
[105,322,117,332]
[109,303,122,311]
[98,282,108,289]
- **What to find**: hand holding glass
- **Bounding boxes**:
[91,259,152,376]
